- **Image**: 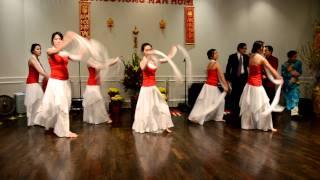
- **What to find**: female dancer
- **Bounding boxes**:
[82,57,120,124]
[132,43,176,133]
[188,49,229,125]
[38,32,82,138]
[240,41,282,132]
[25,43,49,126]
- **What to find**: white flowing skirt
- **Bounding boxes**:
[35,78,72,137]
[82,85,109,124]
[240,84,273,131]
[132,86,173,133]
[188,84,225,125]
[24,83,43,126]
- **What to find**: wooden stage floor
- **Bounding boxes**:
[0,110,319,179]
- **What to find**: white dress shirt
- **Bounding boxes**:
[237,52,244,74]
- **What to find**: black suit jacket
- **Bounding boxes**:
[225,53,249,83]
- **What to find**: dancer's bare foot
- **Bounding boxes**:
[68,132,78,138]
[107,119,112,124]
[165,128,172,133]
[271,128,277,132]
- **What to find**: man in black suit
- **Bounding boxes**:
[225,43,249,115]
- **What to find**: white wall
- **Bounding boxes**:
[0,0,319,105]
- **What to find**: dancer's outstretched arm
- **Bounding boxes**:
[159,45,177,63]
[107,57,121,67]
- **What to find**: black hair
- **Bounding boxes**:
[207,49,216,60]
[265,45,273,53]
[141,42,152,52]
[51,32,63,45]
[251,40,264,53]
[237,43,247,51]
[287,50,298,58]
[30,43,41,54]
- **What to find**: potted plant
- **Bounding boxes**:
[300,22,320,116]
[122,53,142,110]
[109,94,124,114]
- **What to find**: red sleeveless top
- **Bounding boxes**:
[206,68,219,86]
[142,65,156,87]
[87,66,100,85]
[26,64,39,84]
[49,54,69,80]
[248,65,262,86]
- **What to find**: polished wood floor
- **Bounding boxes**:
[0,110,319,180]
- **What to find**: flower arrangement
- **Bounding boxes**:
[108,87,120,97]
[122,53,142,93]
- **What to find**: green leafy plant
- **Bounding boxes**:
[122,53,142,93]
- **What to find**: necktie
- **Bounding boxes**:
[237,55,242,77]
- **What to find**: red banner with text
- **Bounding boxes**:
[79,1,91,38]
[185,6,195,45]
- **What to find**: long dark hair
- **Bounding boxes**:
[51,32,63,45]
[251,40,264,53]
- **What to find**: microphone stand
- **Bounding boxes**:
[178,58,190,112]
[184,58,187,106]
[79,61,82,98]
[71,61,83,110]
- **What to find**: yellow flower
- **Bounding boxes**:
[160,93,167,101]
[111,94,124,101]
[158,87,167,94]
[108,87,120,94]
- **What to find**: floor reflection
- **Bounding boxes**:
[27,129,74,180]
[133,132,172,179]
[237,130,277,176]
[82,125,109,177]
